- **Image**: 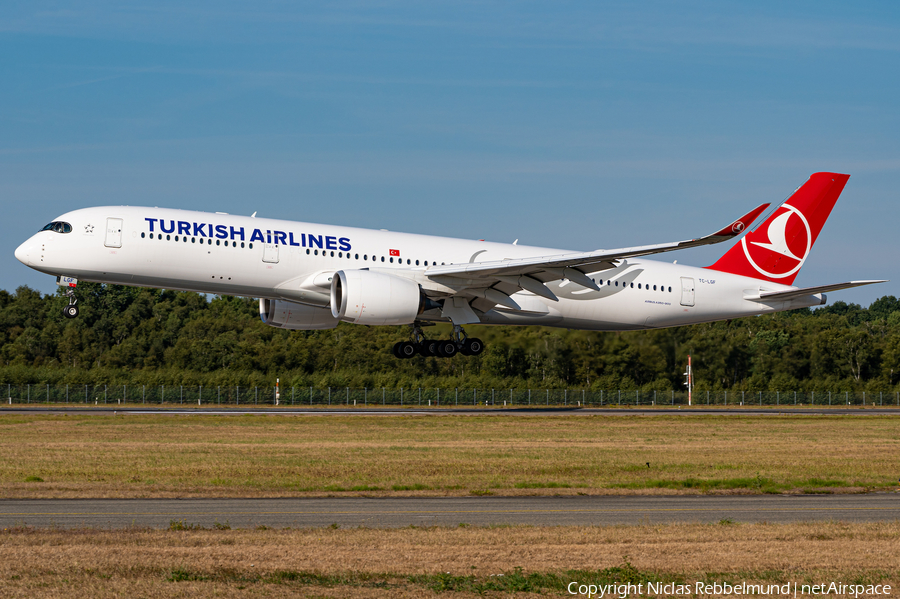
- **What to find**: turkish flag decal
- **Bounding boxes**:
[389,249,400,257]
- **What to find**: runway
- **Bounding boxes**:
[2,494,897,529]
[2,406,899,416]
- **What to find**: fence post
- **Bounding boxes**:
[455,387,458,406]
[528,389,531,405]
[419,388,421,406]
[310,387,313,406]
[794,391,797,405]
[347,387,350,405]
[671,390,674,405]
[364,387,367,406]
[382,387,385,406]
[400,388,403,406]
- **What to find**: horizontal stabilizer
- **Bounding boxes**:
[744,280,888,302]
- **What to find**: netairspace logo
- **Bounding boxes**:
[567,581,892,598]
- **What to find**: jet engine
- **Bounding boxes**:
[331,270,428,325]
[259,298,340,330]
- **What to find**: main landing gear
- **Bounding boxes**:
[392,324,484,359]
[62,287,79,319]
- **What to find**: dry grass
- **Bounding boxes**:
[0,522,898,597]
[0,414,898,498]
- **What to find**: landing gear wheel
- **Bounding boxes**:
[424,340,439,356]
[462,338,484,356]
[63,305,79,319]
[437,340,458,358]
[397,341,418,359]
[392,342,402,358]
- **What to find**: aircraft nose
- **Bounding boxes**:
[15,240,32,266]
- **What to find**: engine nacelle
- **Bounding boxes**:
[331,270,424,325]
[259,298,340,330]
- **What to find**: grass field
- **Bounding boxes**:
[1,522,898,597]
[1,413,898,497]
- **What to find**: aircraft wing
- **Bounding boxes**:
[424,203,770,305]
[744,280,888,302]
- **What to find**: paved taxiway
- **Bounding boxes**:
[3,407,899,416]
[2,495,897,529]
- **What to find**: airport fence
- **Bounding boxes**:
[2,384,899,407]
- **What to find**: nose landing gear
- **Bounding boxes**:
[62,286,79,319]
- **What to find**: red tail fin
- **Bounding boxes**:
[707,172,850,285]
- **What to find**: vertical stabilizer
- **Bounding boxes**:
[706,172,849,285]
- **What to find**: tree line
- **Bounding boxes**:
[2,282,899,392]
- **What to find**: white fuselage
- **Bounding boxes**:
[15,206,822,331]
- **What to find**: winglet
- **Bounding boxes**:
[707,203,770,239]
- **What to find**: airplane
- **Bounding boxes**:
[14,172,886,359]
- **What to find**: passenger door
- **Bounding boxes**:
[104,218,123,248]
[680,277,695,307]
[263,242,279,264]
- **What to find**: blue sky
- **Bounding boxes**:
[2,1,898,306]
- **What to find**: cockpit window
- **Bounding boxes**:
[40,221,72,234]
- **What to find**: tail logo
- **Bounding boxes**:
[740,203,811,279]
[731,221,745,233]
